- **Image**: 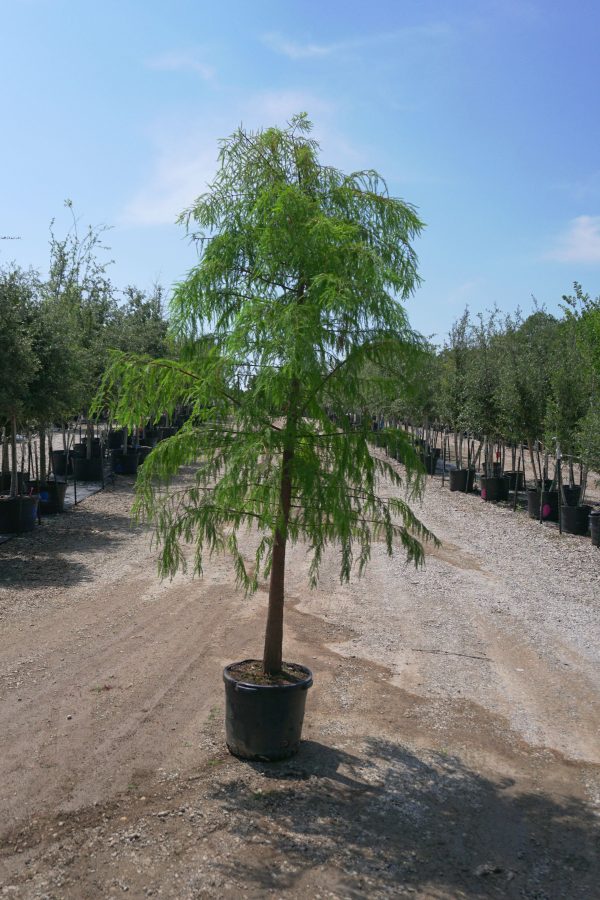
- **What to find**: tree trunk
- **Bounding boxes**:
[10,414,18,498]
[39,427,47,485]
[122,427,128,456]
[86,422,94,460]
[1,427,9,475]
[263,442,294,675]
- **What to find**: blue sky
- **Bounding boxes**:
[2,0,600,341]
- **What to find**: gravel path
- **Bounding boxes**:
[0,468,598,899]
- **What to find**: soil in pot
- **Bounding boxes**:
[38,479,68,515]
[527,488,559,522]
[561,504,591,536]
[480,475,509,502]
[223,659,313,761]
[590,511,600,547]
[0,495,39,533]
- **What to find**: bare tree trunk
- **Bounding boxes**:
[39,427,47,485]
[10,414,18,498]
[263,442,294,675]
[86,422,94,461]
[1,427,9,475]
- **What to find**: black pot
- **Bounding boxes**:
[73,439,102,459]
[480,475,509,502]
[562,485,582,507]
[136,445,153,464]
[111,451,139,475]
[449,468,475,493]
[107,431,125,450]
[561,504,591,536]
[527,488,559,522]
[51,450,71,477]
[72,457,104,481]
[141,429,160,447]
[38,479,68,515]
[0,471,28,494]
[223,660,313,761]
[0,495,39,533]
[590,511,600,547]
[504,470,526,491]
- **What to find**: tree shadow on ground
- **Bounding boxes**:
[0,506,141,592]
[214,738,599,899]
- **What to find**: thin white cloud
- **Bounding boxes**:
[119,91,342,227]
[147,51,216,82]
[262,24,452,60]
[545,216,600,264]
[120,146,218,227]
[552,171,600,201]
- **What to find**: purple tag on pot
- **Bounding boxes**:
[542,503,552,519]
[481,489,487,500]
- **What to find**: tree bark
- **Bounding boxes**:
[10,414,18,498]
[263,442,294,675]
[39,427,47,485]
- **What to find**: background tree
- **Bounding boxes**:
[438,308,471,467]
[0,266,38,496]
[98,114,436,677]
[497,308,557,482]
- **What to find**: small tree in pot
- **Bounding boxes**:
[97,116,436,760]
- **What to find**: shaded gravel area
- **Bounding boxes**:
[0,468,599,899]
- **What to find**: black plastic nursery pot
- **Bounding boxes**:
[480,475,509,502]
[111,451,139,475]
[72,456,104,481]
[0,472,28,495]
[0,495,39,533]
[504,470,526,492]
[590,511,600,547]
[107,431,125,450]
[51,450,71,477]
[527,488,559,522]
[38,479,68,515]
[73,439,102,459]
[561,504,591,536]
[562,485,582,507]
[448,468,475,493]
[223,660,313,761]
[136,445,153,464]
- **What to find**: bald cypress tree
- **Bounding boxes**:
[98,115,435,676]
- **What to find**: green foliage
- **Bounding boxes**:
[497,308,557,445]
[0,265,39,422]
[96,115,436,609]
[107,285,169,358]
[438,308,470,431]
[461,308,503,438]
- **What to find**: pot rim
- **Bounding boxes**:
[223,659,313,691]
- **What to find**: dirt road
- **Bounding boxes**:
[0,470,598,898]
